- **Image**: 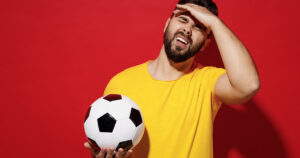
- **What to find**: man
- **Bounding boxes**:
[84,0,260,157]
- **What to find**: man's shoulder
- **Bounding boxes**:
[104,61,148,95]
[109,61,148,83]
[189,65,226,85]
[193,65,225,75]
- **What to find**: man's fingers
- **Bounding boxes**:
[115,148,133,158]
[84,142,93,151]
[173,7,188,16]
[84,142,100,156]
[124,150,133,158]
[96,148,106,158]
[105,148,114,158]
[84,143,131,158]
[114,148,124,158]
[176,4,198,16]
[176,4,192,12]
[176,4,213,29]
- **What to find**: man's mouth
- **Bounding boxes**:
[174,34,190,48]
[176,36,188,45]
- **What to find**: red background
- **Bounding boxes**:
[1,0,299,157]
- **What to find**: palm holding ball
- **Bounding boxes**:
[84,94,145,156]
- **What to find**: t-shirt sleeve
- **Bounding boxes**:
[103,75,124,96]
[208,67,226,98]
[206,67,226,118]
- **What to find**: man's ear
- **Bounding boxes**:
[200,38,211,51]
[164,18,171,32]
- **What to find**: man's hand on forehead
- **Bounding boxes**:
[173,9,208,32]
[174,3,218,33]
[173,8,189,17]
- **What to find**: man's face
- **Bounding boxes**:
[163,11,209,63]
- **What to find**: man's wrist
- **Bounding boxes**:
[209,16,223,32]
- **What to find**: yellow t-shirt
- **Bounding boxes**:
[104,61,226,158]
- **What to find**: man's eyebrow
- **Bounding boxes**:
[187,14,207,31]
[175,12,193,21]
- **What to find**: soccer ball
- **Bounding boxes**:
[84,94,145,152]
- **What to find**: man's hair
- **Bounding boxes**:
[177,0,218,16]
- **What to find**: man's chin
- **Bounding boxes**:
[173,43,187,51]
[167,52,191,63]
[169,57,190,63]
[173,48,188,56]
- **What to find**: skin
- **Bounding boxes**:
[85,3,260,157]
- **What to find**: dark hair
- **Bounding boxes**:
[177,0,218,16]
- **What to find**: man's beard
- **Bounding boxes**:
[163,28,204,63]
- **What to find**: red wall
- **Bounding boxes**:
[0,0,299,157]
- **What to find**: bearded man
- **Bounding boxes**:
[84,0,260,157]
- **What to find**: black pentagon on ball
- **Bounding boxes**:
[103,94,122,102]
[129,108,142,127]
[115,140,133,152]
[97,113,117,132]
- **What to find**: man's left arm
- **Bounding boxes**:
[212,18,260,105]
[177,4,260,105]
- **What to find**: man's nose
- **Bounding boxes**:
[183,26,192,36]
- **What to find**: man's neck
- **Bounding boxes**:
[147,45,196,81]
